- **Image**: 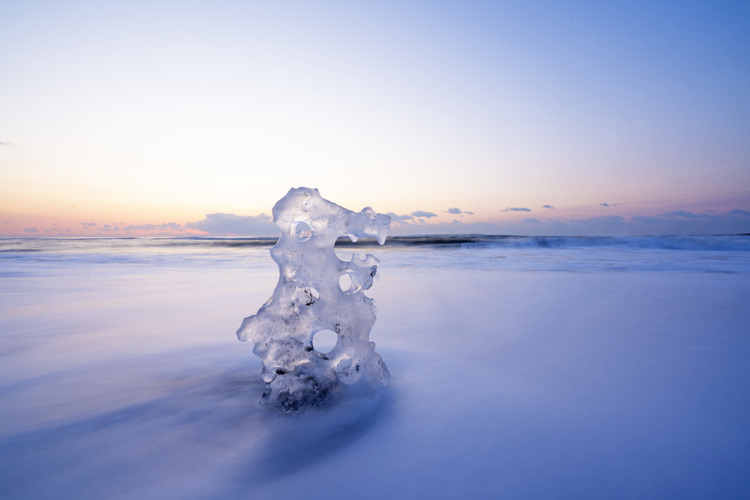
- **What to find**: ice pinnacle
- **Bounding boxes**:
[237,187,391,412]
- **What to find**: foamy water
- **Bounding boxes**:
[1,236,749,498]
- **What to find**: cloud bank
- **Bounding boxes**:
[447,207,474,215]
[386,212,415,225]
[124,222,183,231]
[185,213,279,236]
[389,209,750,236]
[6,208,748,238]
[411,210,437,218]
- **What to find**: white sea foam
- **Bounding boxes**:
[2,234,749,271]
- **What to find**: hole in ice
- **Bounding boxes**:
[336,250,353,261]
[338,271,360,294]
[312,329,338,353]
[339,273,352,292]
[293,221,312,242]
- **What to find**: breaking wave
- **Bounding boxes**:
[2,234,749,258]
[357,234,750,252]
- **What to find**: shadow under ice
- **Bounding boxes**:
[237,388,395,487]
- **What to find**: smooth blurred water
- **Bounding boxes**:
[1,236,749,499]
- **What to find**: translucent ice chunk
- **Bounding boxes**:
[237,187,391,412]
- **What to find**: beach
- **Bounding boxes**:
[1,236,749,498]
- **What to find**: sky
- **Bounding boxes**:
[1,0,749,237]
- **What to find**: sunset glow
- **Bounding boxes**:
[1,1,748,237]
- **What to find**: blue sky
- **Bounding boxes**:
[1,0,748,236]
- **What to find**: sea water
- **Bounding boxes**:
[1,236,749,499]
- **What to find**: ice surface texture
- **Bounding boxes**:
[237,187,391,412]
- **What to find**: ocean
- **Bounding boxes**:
[1,235,749,499]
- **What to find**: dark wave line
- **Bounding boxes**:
[343,234,750,251]
[1,234,749,253]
